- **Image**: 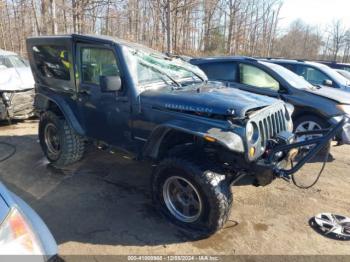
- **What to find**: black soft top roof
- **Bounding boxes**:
[27,34,159,54]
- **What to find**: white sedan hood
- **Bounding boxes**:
[0,67,34,91]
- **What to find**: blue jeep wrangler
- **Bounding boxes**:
[26,34,343,235]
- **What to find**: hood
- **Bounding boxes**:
[305,86,350,105]
[340,85,350,92]
[0,67,34,91]
[140,83,280,118]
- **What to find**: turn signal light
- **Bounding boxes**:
[204,136,216,143]
[249,147,256,157]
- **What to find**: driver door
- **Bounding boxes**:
[76,43,131,146]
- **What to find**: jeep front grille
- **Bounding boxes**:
[249,103,288,151]
[258,109,287,147]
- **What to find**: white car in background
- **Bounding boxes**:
[0,49,35,121]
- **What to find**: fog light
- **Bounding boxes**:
[249,147,256,157]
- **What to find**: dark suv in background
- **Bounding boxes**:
[264,59,350,92]
[318,61,350,72]
[190,56,350,144]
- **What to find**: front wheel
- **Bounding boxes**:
[39,111,86,168]
[152,157,232,236]
[294,115,331,154]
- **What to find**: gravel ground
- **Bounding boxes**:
[0,120,349,258]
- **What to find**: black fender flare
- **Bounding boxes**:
[143,119,245,159]
[35,93,85,136]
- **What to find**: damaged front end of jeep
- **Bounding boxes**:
[189,102,348,188]
[228,110,348,188]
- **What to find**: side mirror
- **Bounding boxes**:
[323,79,333,87]
[100,75,122,92]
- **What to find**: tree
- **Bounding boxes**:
[272,20,322,60]
[328,19,346,61]
[5,0,349,63]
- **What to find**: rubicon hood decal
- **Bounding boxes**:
[164,103,214,114]
[140,83,280,118]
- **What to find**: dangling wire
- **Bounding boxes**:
[291,144,330,189]
[0,141,16,163]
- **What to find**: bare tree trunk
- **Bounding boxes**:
[31,0,41,34]
[165,0,172,53]
[72,0,77,32]
[11,0,22,53]
[50,0,57,34]
[41,0,48,34]
[0,18,7,49]
[4,1,14,50]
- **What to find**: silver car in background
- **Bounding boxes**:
[0,49,35,121]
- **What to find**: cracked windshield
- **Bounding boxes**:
[127,48,206,88]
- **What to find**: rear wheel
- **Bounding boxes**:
[39,111,86,167]
[152,156,232,236]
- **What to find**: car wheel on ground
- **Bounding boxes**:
[39,111,86,167]
[152,152,232,236]
[294,115,330,153]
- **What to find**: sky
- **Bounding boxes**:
[279,0,350,30]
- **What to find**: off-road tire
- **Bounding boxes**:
[152,153,232,236]
[39,111,85,167]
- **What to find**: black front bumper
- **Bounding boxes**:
[251,117,347,185]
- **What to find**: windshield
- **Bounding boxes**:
[260,61,314,89]
[125,47,206,88]
[0,55,28,69]
[314,63,350,86]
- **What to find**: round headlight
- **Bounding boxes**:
[247,122,259,144]
[247,122,254,139]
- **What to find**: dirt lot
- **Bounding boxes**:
[0,120,349,257]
